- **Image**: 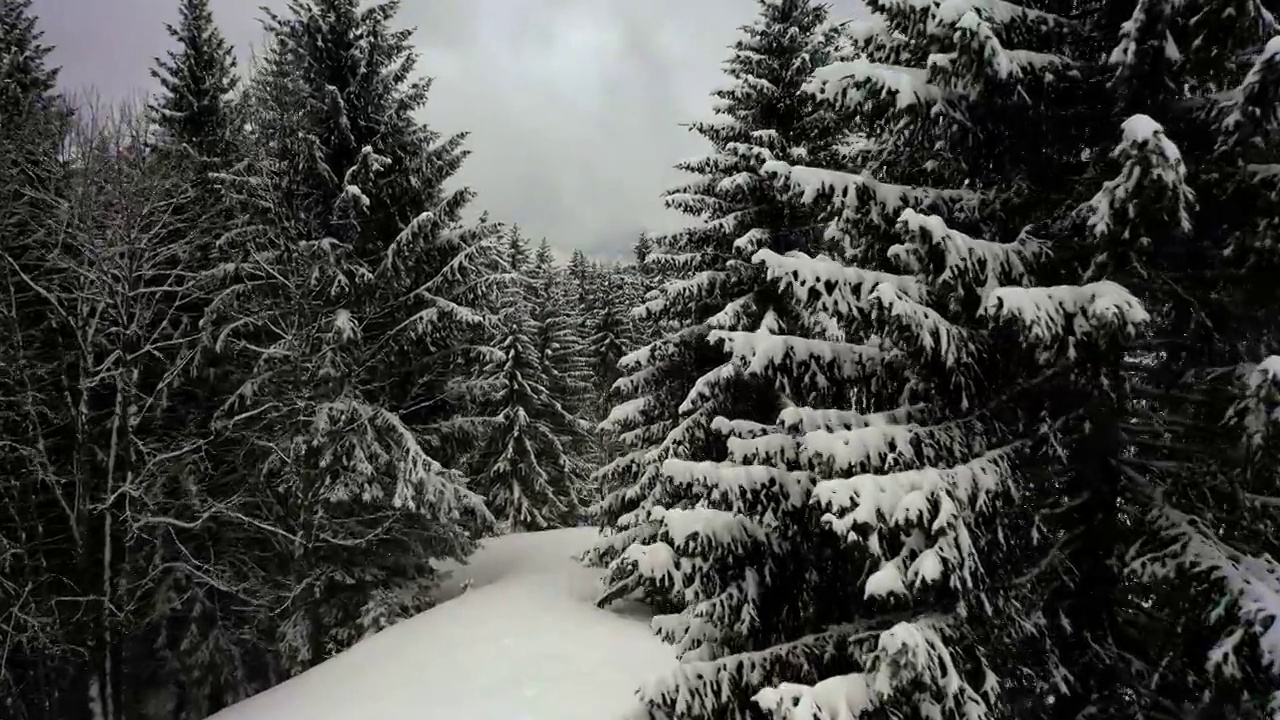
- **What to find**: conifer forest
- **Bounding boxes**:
[2,0,1280,718]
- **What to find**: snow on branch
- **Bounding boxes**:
[981,281,1149,353]
[896,209,1045,291]
[663,459,814,509]
[813,442,1024,597]
[805,59,941,110]
[1229,356,1280,455]
[929,15,1075,87]
[602,397,654,432]
[1088,114,1195,244]
[761,161,977,224]
[651,505,768,552]
[753,247,924,318]
[1219,36,1280,151]
[756,615,993,720]
[680,361,741,414]
[1108,0,1182,77]
[778,404,929,433]
[1130,501,1280,705]
[930,0,1070,35]
[710,415,776,439]
[642,619,891,720]
[638,270,737,320]
[712,330,891,390]
[870,282,976,372]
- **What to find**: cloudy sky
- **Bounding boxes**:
[36,0,861,259]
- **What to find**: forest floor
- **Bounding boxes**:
[209,527,675,720]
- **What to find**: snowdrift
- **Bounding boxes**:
[210,527,674,720]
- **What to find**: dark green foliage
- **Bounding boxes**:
[149,0,238,163]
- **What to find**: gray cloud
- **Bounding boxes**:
[36,0,862,260]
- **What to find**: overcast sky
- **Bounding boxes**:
[35,0,861,259]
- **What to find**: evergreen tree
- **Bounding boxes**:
[503,224,533,273]
[626,0,1280,717]
[623,233,664,355]
[632,232,653,265]
[142,9,271,711]
[0,0,66,269]
[0,0,58,113]
[567,248,592,310]
[146,19,247,693]
[448,232,586,531]
[0,1,75,714]
[149,0,238,163]
[209,0,499,672]
[1038,11,1280,719]
[585,0,853,613]
[586,265,634,416]
[530,240,597,461]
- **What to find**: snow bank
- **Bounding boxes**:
[211,528,675,720]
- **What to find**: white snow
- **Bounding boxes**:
[805,59,941,110]
[931,0,1067,31]
[209,528,676,720]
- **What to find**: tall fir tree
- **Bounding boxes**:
[446,231,586,530]
[586,266,634,420]
[624,0,1280,717]
[530,239,598,491]
[585,0,854,613]
[0,1,75,715]
[1038,6,1280,717]
[149,0,238,163]
[209,0,500,673]
[567,248,593,310]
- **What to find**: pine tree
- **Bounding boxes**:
[447,232,586,531]
[1039,11,1280,718]
[146,19,249,701]
[586,264,634,416]
[209,0,499,672]
[503,224,533,273]
[621,234,664,357]
[530,240,598,472]
[0,1,75,714]
[586,0,854,613]
[625,0,1280,716]
[0,0,66,267]
[633,232,653,265]
[149,0,238,163]
[567,248,593,310]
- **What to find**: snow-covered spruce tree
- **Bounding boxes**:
[567,248,593,311]
[149,0,238,163]
[630,0,1280,717]
[531,239,595,424]
[208,0,499,672]
[628,206,1133,717]
[446,231,585,531]
[626,234,664,350]
[1033,8,1280,716]
[147,0,242,312]
[577,263,639,497]
[616,0,1198,718]
[530,238,599,501]
[585,0,853,617]
[587,265,635,421]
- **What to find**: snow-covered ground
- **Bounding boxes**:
[210,528,674,720]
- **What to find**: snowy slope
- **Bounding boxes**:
[210,527,674,720]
